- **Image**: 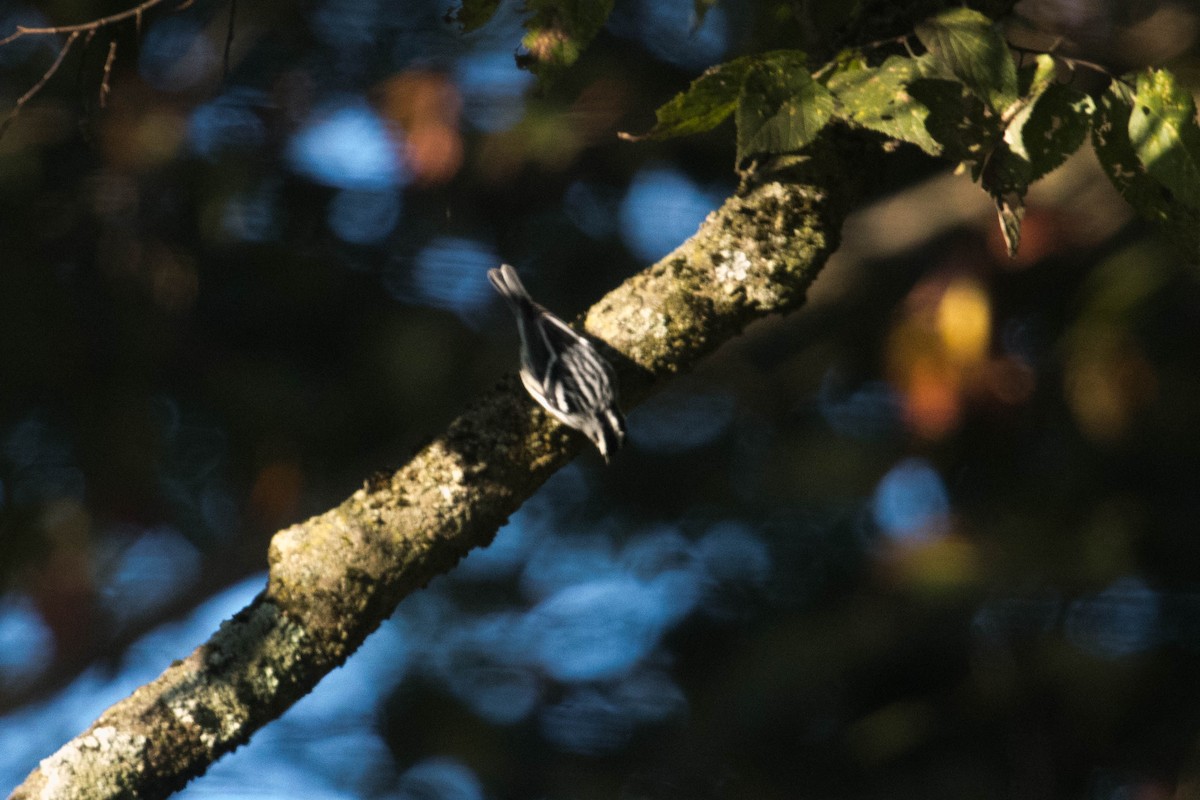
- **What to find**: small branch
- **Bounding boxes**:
[99,40,118,108]
[0,0,171,46]
[0,30,79,137]
[0,0,188,138]
[1006,42,1120,80]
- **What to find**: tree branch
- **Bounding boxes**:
[8,158,855,798]
[0,0,175,46]
[0,30,79,137]
[0,0,182,138]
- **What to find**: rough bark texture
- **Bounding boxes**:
[8,165,851,799]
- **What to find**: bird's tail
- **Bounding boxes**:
[487,264,534,312]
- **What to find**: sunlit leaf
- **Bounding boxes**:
[735,51,833,164]
[915,7,1017,112]
[518,0,615,77]
[1016,53,1057,98]
[827,54,941,156]
[1093,82,1200,258]
[1127,68,1200,210]
[1007,81,1093,182]
[620,55,757,141]
[447,0,502,32]
[1093,83,1174,220]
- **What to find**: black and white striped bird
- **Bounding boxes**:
[488,263,626,461]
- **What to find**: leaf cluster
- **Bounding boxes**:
[449,2,1200,259]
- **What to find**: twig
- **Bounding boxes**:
[0,30,79,137]
[0,0,171,46]
[0,0,189,139]
[1006,42,1120,81]
[99,40,118,108]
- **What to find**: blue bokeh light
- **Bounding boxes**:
[871,458,951,541]
[454,48,534,132]
[287,101,406,190]
[610,667,688,723]
[540,688,634,754]
[139,16,218,92]
[526,577,667,681]
[607,0,731,71]
[431,612,541,724]
[563,180,620,239]
[312,0,381,49]
[971,591,1061,648]
[520,533,623,601]
[189,90,268,160]
[99,527,202,628]
[818,370,902,440]
[619,166,724,263]
[697,522,771,587]
[453,514,541,581]
[384,237,497,322]
[1066,577,1161,658]
[396,758,483,800]
[221,184,281,243]
[627,387,735,453]
[2,414,85,506]
[327,189,402,245]
[0,595,53,686]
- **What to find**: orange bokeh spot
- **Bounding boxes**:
[378,71,464,185]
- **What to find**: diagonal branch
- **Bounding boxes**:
[8,154,858,798]
[0,30,79,137]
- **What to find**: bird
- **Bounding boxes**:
[488,263,626,461]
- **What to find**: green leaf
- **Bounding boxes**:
[1093,83,1174,221]
[735,52,834,164]
[1016,53,1057,98]
[827,55,941,156]
[1007,81,1094,182]
[518,0,615,78]
[1127,68,1200,210]
[447,0,502,32]
[1093,83,1200,258]
[907,77,1000,173]
[915,8,1018,112]
[620,55,757,141]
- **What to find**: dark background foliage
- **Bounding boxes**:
[1,0,1200,797]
